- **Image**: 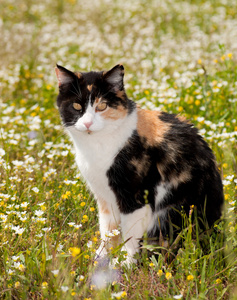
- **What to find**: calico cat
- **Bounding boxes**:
[55,64,224,265]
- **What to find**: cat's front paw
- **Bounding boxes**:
[112,248,137,268]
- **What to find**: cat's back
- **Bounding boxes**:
[135,108,218,181]
[136,108,200,149]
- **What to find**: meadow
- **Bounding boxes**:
[0,0,237,299]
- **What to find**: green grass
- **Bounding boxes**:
[0,0,237,299]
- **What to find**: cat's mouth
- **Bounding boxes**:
[86,130,92,134]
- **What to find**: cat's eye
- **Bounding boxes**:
[73,103,82,111]
[96,102,107,112]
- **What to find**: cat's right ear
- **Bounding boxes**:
[55,64,80,87]
[103,64,124,90]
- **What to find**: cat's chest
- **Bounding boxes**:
[75,141,115,181]
[68,111,137,196]
[74,137,123,204]
[70,130,130,196]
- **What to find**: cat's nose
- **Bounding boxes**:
[84,121,93,129]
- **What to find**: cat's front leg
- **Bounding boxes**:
[96,198,121,259]
[120,205,153,266]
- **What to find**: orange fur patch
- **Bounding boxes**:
[75,72,82,79]
[137,109,170,146]
[101,105,127,120]
[131,156,150,177]
[87,84,93,92]
[97,198,110,215]
[95,97,100,104]
[97,198,121,246]
[177,114,189,123]
[157,160,192,186]
[115,90,125,100]
[170,170,191,188]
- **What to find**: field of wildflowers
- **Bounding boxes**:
[0,0,237,299]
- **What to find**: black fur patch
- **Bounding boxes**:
[107,112,223,237]
[107,131,161,214]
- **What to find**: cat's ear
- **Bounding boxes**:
[103,64,124,89]
[55,64,80,87]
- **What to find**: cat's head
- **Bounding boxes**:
[55,64,135,134]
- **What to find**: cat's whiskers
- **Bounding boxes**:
[68,81,82,99]
[73,78,82,97]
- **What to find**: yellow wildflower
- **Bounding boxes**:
[62,191,71,199]
[79,275,85,281]
[82,215,89,223]
[69,247,81,257]
[195,100,201,106]
[221,55,226,61]
[149,263,155,267]
[42,282,48,289]
[187,274,194,281]
[111,291,127,299]
[41,205,47,211]
[216,278,222,284]
[157,269,163,277]
[20,99,27,104]
[165,272,172,280]
[19,264,25,272]
[92,236,98,242]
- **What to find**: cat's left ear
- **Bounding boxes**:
[55,64,81,87]
[103,64,124,90]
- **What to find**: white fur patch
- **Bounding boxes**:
[147,208,168,236]
[68,108,138,255]
[120,205,152,261]
[144,183,170,237]
[155,183,170,207]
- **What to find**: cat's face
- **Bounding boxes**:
[55,64,132,134]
